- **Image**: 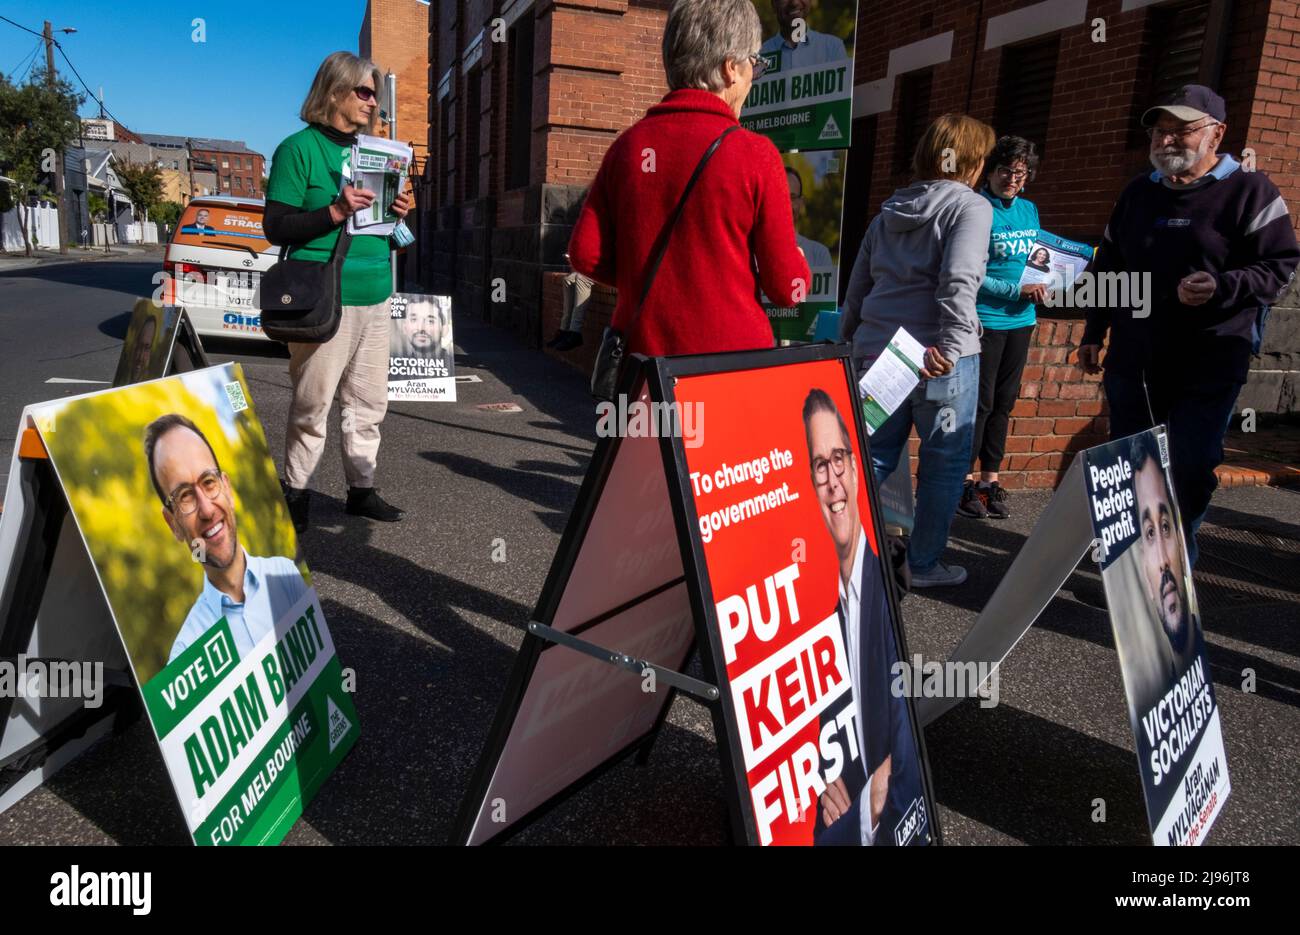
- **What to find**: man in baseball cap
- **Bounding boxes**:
[1078,84,1299,566]
[1140,84,1227,128]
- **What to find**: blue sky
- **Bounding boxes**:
[0,1,394,164]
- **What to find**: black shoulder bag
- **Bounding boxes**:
[259,221,353,344]
[590,125,740,401]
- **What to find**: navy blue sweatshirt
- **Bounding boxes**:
[1083,154,1299,384]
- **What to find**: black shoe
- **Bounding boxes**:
[346,486,403,522]
[985,482,1010,519]
[956,480,988,518]
[281,481,311,534]
[552,329,584,351]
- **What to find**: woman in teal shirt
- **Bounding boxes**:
[959,136,1046,520]
[264,51,412,532]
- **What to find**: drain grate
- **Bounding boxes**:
[1194,525,1300,611]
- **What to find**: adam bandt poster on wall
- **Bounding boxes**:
[743,0,856,151]
[764,151,844,341]
[1083,428,1230,845]
[29,364,360,845]
[389,293,456,401]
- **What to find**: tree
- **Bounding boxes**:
[114,158,164,221]
[152,199,182,229]
[88,192,107,221]
[0,67,83,254]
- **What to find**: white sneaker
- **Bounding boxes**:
[910,561,968,587]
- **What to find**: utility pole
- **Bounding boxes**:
[43,21,68,255]
[385,71,398,290]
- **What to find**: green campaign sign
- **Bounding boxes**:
[765,150,845,341]
[744,0,856,152]
[742,64,851,151]
[29,363,359,845]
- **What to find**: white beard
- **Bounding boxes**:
[1150,133,1213,176]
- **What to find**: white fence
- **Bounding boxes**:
[1,206,158,250]
[118,220,159,244]
[0,204,60,251]
[92,222,118,246]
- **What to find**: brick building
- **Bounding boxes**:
[187,139,266,199]
[360,0,433,279]
[844,0,1300,484]
[427,0,1300,487]
[426,0,669,342]
[360,0,432,161]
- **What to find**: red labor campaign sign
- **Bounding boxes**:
[671,356,933,846]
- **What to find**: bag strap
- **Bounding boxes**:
[280,213,352,265]
[283,127,357,265]
[329,221,353,265]
[629,124,741,328]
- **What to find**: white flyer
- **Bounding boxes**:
[857,326,925,434]
[348,134,413,236]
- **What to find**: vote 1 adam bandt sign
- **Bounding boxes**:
[27,363,359,844]
[456,344,937,845]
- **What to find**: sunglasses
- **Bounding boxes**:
[353,86,377,103]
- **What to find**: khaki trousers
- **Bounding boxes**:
[284,299,391,489]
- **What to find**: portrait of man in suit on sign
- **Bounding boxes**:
[801,387,926,845]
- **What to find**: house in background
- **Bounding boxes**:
[82,148,135,243]
[187,138,265,199]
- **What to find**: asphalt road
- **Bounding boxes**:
[0,257,1297,845]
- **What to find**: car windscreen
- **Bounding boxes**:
[173,204,270,254]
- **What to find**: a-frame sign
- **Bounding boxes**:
[112,300,210,387]
[456,344,940,846]
[0,302,210,810]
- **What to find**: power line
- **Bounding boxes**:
[9,36,40,77]
[16,50,39,85]
[56,45,126,127]
[0,13,130,129]
[0,14,45,40]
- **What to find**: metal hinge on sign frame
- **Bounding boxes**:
[526,621,719,703]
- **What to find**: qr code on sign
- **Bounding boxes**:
[224,381,248,413]
[1157,431,1170,468]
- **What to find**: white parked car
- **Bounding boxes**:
[160,195,278,341]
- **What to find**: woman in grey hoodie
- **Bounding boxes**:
[840,114,995,588]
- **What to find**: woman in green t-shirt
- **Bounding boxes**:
[264,51,412,532]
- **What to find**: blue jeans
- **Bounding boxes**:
[869,354,979,573]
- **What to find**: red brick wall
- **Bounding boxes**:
[875,320,1105,490]
[191,149,264,197]
[532,0,670,189]
[1000,319,1109,488]
[359,0,433,168]
[466,3,1298,490]
[854,0,1296,243]
[1242,0,1300,228]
